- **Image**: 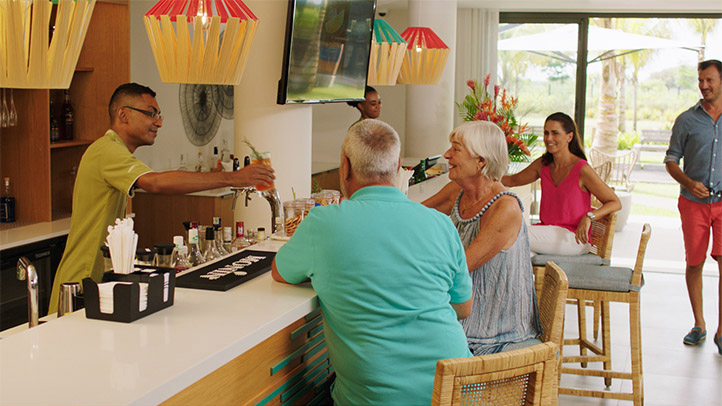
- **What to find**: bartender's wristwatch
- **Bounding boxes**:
[586,211,596,221]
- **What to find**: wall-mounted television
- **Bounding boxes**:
[277,0,376,105]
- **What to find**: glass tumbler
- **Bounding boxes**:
[283,200,305,237]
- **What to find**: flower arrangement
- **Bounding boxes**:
[457,74,537,162]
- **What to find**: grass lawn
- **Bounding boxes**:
[632,182,679,199]
[629,182,679,217]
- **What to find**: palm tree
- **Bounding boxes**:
[689,19,717,61]
[591,18,619,155]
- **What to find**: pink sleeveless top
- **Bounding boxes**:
[539,159,591,233]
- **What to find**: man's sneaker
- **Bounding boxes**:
[683,327,706,346]
[714,334,722,356]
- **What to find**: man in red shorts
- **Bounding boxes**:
[665,59,722,356]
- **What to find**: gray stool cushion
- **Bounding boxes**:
[531,253,610,267]
[556,262,644,292]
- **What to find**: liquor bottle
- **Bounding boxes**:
[212,217,228,255]
[0,177,16,223]
[187,226,205,266]
[178,154,189,171]
[62,89,73,140]
[415,159,427,184]
[50,101,60,143]
[203,227,223,261]
[212,146,221,172]
[222,226,233,253]
[195,151,205,172]
[231,221,251,251]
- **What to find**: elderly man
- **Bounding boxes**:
[272,119,473,405]
[665,59,722,355]
[49,83,274,313]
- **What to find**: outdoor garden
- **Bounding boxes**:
[498,17,720,220]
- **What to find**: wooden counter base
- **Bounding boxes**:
[162,308,331,406]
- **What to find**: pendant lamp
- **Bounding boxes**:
[397,26,449,85]
[0,0,96,89]
[366,19,406,86]
[144,0,258,85]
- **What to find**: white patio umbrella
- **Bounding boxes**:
[498,24,703,63]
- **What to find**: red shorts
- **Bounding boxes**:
[678,196,722,266]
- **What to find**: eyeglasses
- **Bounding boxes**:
[122,106,163,121]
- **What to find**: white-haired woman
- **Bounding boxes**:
[424,121,541,355]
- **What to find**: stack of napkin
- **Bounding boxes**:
[98,281,148,314]
[396,168,414,195]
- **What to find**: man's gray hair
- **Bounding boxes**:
[449,121,509,181]
[342,119,400,185]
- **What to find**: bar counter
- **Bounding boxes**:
[0,239,320,406]
[0,173,531,405]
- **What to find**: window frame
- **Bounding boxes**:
[499,12,722,140]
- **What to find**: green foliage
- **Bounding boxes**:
[617,132,641,150]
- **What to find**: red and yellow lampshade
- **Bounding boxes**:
[0,0,96,89]
[397,26,449,85]
[143,0,258,85]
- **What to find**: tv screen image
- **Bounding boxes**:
[278,0,376,104]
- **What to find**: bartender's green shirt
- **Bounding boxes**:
[48,130,152,313]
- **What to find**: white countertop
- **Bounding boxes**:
[0,240,318,406]
[0,218,71,251]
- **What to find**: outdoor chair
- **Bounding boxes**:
[591,161,613,207]
[431,342,560,406]
[557,224,651,406]
[587,147,639,192]
[532,212,617,344]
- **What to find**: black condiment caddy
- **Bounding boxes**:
[82,267,175,323]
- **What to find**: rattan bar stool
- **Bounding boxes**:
[532,212,617,349]
[557,223,651,406]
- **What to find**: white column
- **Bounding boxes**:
[404,0,457,160]
[235,1,313,233]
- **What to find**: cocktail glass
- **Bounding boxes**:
[251,152,273,191]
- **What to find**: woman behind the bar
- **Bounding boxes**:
[423,121,541,355]
[347,86,381,128]
[502,112,620,255]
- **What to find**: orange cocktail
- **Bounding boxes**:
[251,152,274,191]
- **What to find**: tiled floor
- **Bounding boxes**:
[558,214,722,406]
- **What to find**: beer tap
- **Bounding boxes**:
[230,156,282,234]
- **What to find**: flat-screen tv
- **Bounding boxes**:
[277,0,376,105]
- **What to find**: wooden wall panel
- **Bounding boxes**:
[0,89,52,223]
[132,193,234,248]
[74,2,130,142]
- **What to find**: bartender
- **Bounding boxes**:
[48,83,275,313]
[347,85,381,128]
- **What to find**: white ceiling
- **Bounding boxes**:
[378,0,722,13]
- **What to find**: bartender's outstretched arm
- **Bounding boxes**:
[135,164,275,195]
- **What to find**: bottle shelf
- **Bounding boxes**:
[50,139,93,149]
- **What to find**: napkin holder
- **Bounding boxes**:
[82,268,175,323]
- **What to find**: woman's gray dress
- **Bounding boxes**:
[452,191,542,355]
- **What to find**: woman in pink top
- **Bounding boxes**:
[503,112,621,255]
